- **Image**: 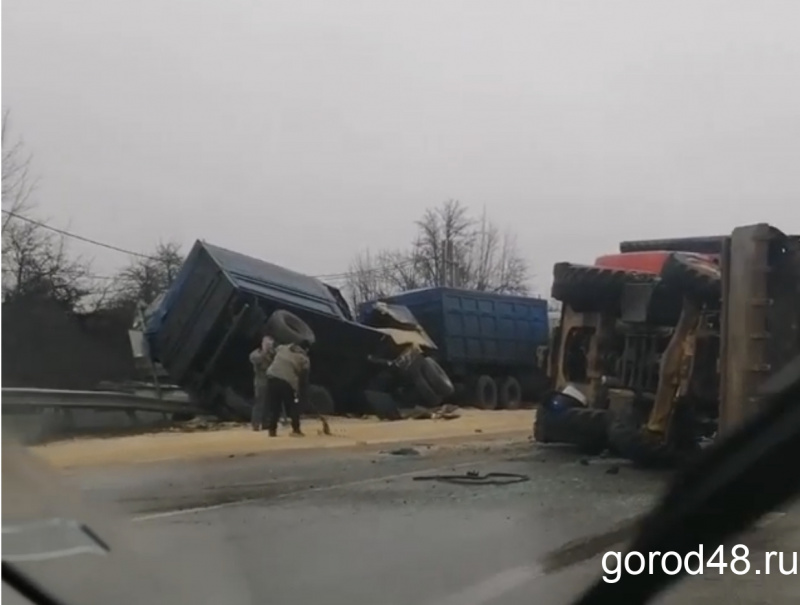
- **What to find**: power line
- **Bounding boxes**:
[2,209,418,283]
[314,258,418,281]
[1,209,158,260]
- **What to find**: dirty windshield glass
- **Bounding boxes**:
[3,2,800,604]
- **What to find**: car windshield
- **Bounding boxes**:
[3,2,800,604]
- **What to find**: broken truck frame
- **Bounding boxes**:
[538,223,800,466]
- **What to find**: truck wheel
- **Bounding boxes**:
[534,391,608,453]
[408,356,444,407]
[473,375,498,410]
[304,385,335,416]
[265,310,316,346]
[536,406,609,454]
[659,252,721,301]
[499,376,523,409]
[419,357,455,399]
[413,373,443,407]
[607,401,700,469]
[551,262,656,310]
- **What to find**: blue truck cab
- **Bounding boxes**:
[360,287,550,409]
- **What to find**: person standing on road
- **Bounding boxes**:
[265,339,311,437]
[249,334,276,431]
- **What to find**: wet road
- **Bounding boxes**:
[69,438,800,605]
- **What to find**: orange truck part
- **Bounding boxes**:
[595,251,718,275]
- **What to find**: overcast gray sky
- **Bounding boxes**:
[3,0,800,294]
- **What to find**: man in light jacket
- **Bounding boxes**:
[265,339,311,437]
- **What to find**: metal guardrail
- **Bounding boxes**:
[1,388,202,416]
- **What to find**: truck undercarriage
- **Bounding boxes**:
[537,224,800,467]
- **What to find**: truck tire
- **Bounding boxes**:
[659,252,721,301]
[419,357,455,399]
[499,376,523,409]
[304,385,335,416]
[473,375,498,410]
[408,356,444,407]
[551,263,657,311]
[414,373,443,407]
[607,401,700,469]
[265,310,316,346]
[534,391,609,454]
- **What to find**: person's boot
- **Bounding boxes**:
[268,428,277,437]
[290,429,304,437]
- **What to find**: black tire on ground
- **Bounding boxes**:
[534,399,609,454]
[265,310,316,346]
[410,356,444,407]
[222,387,253,421]
[607,401,700,469]
[418,357,455,399]
[304,384,335,416]
[659,252,721,301]
[499,376,523,409]
[473,375,498,410]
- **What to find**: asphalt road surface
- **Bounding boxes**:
[43,438,800,604]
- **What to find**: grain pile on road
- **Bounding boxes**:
[31,409,533,469]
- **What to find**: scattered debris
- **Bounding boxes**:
[413,471,530,486]
[432,409,460,420]
[474,428,483,433]
[172,415,230,432]
[404,407,433,420]
[401,403,462,421]
[605,465,620,475]
[386,447,421,456]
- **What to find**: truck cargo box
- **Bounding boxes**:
[361,287,549,369]
[145,240,389,415]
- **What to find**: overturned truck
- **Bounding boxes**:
[536,224,800,467]
[131,241,454,420]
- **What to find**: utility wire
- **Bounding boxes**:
[2,209,418,282]
[1,209,158,260]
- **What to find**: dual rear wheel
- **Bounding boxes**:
[466,375,523,410]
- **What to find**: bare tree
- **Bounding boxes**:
[2,215,94,309]
[2,113,94,310]
[412,199,475,287]
[2,110,37,234]
[343,248,423,310]
[109,241,184,309]
[345,200,531,306]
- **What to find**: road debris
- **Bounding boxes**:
[413,471,530,486]
[386,447,421,456]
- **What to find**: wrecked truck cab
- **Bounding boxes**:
[357,300,455,409]
[129,240,452,420]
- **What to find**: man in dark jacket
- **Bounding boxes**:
[265,339,311,437]
[249,334,276,431]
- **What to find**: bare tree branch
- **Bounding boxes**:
[107,241,184,310]
[2,110,38,234]
[1,115,96,311]
[345,200,532,307]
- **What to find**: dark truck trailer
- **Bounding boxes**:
[359,287,550,409]
[141,241,447,419]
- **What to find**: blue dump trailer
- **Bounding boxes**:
[359,287,550,409]
[138,240,451,419]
